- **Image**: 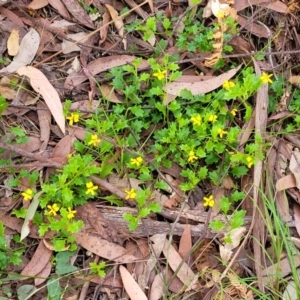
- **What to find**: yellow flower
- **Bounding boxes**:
[188,151,198,163]
[88,134,101,146]
[130,157,143,167]
[125,188,137,200]
[217,128,227,138]
[230,108,238,116]
[223,80,235,90]
[86,181,98,195]
[246,156,253,168]
[191,115,202,126]
[67,207,77,219]
[260,72,273,84]
[208,114,217,123]
[203,195,214,207]
[21,188,33,201]
[153,69,167,80]
[47,203,60,216]
[66,112,80,125]
[216,10,225,19]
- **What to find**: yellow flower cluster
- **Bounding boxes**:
[130,157,143,167]
[66,112,80,126]
[217,128,227,138]
[153,69,166,80]
[246,156,254,168]
[223,80,235,90]
[260,72,273,84]
[86,181,98,195]
[188,151,197,163]
[208,114,217,123]
[191,115,202,126]
[203,195,214,207]
[47,203,60,216]
[88,134,101,147]
[125,188,137,200]
[22,188,33,201]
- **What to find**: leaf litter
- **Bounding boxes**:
[0,0,300,299]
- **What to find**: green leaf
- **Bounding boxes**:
[220,197,231,215]
[162,18,171,30]
[147,202,161,213]
[139,207,151,218]
[230,191,245,202]
[47,277,62,300]
[0,95,8,116]
[17,285,37,300]
[197,166,208,180]
[209,220,225,232]
[230,210,246,229]
[12,207,27,218]
[244,103,253,121]
[154,181,169,191]
[123,213,139,231]
[55,251,77,275]
[231,166,248,178]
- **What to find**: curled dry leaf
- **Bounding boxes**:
[17,66,65,134]
[276,174,297,191]
[165,64,241,97]
[105,5,126,49]
[0,28,40,73]
[233,0,289,13]
[34,261,52,286]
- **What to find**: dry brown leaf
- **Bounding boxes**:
[75,231,137,263]
[61,0,95,29]
[165,64,241,97]
[276,174,297,191]
[28,0,49,9]
[34,261,52,286]
[17,66,65,134]
[100,12,110,45]
[105,5,126,49]
[149,271,165,300]
[293,203,300,237]
[0,85,17,100]
[48,0,70,19]
[51,135,74,159]
[69,100,99,112]
[65,55,136,89]
[7,28,19,56]
[178,225,192,259]
[0,7,25,27]
[233,0,289,13]
[237,16,270,38]
[289,151,300,190]
[288,76,300,87]
[162,240,199,289]
[0,28,40,73]
[62,32,89,54]
[101,84,122,103]
[37,102,51,151]
[120,265,148,300]
[223,176,234,189]
[21,241,53,278]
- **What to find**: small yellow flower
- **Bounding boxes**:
[88,134,101,147]
[188,151,198,163]
[153,69,167,80]
[125,188,137,200]
[67,207,77,219]
[66,112,80,126]
[21,188,33,201]
[217,128,227,138]
[191,115,202,126]
[47,203,60,216]
[223,80,235,90]
[216,10,225,19]
[230,108,238,116]
[246,156,253,168]
[203,195,215,207]
[208,114,217,123]
[86,181,98,196]
[260,72,273,84]
[130,157,143,167]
